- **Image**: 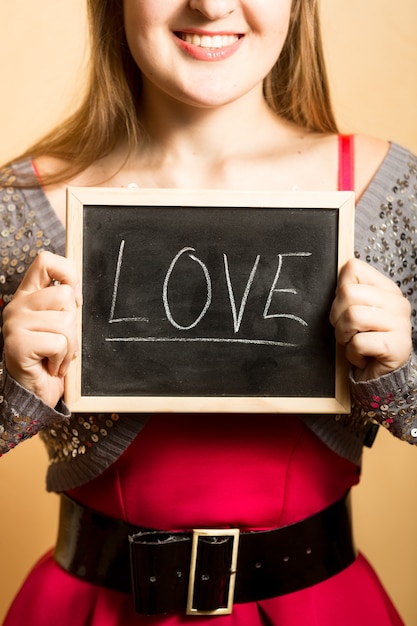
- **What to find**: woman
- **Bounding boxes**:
[1,0,416,624]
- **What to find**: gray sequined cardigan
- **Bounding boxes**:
[0,142,416,493]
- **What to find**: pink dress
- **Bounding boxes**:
[4,414,404,625]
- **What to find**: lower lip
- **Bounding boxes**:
[174,34,243,61]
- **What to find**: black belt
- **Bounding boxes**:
[54,492,356,616]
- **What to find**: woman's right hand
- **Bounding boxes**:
[2,251,82,408]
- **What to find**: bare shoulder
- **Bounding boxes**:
[34,156,78,227]
[33,156,68,224]
[353,134,390,198]
[34,150,127,226]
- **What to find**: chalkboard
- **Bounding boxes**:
[65,188,354,414]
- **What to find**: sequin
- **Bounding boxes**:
[39,412,123,464]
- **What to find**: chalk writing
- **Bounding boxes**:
[106,240,312,347]
[163,247,212,330]
[108,239,149,324]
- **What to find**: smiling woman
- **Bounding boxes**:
[0,0,417,625]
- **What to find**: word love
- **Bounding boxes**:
[108,242,311,344]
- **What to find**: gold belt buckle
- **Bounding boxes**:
[186,528,240,616]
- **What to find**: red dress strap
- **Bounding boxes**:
[31,160,44,187]
[338,134,355,191]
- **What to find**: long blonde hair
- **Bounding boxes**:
[265,0,337,132]
[14,0,338,185]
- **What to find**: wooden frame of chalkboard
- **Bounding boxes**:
[65,187,355,414]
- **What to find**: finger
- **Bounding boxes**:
[33,331,71,378]
[4,309,79,377]
[17,282,79,315]
[16,251,82,305]
[333,305,383,345]
[4,327,70,405]
[333,302,411,345]
[330,284,410,328]
[47,334,77,378]
[5,328,65,376]
[3,284,79,359]
[337,258,401,294]
[6,329,77,380]
[345,330,412,373]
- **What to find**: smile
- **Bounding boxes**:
[176,32,241,49]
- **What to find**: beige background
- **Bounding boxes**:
[0,0,416,624]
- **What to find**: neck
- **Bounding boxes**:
[135,86,282,173]
[83,90,312,190]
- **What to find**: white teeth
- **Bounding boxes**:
[181,33,238,48]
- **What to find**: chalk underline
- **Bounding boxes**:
[105,337,297,347]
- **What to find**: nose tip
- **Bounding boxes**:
[189,0,237,20]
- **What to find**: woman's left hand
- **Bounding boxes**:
[330,258,412,382]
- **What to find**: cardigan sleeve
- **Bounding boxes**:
[350,354,417,445]
[0,161,70,455]
[351,142,417,446]
[0,364,71,455]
